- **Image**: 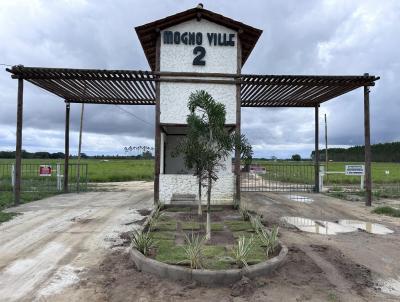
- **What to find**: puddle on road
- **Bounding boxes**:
[376,277,400,297]
[338,220,394,235]
[286,195,314,203]
[281,216,356,235]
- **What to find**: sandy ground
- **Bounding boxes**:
[1,182,400,301]
[0,181,153,302]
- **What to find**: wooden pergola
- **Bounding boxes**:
[7,65,379,205]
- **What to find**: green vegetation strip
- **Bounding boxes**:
[372,206,400,217]
[0,212,19,224]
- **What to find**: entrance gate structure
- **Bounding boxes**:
[7,4,379,206]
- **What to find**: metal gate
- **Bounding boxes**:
[240,163,315,192]
[0,163,88,193]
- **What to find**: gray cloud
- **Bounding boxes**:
[0,0,399,157]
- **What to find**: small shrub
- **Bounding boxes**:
[372,206,400,217]
[257,225,279,257]
[229,235,254,268]
[233,198,239,210]
[250,214,263,231]
[239,207,251,221]
[131,230,156,256]
[331,185,343,192]
[148,205,165,230]
[182,232,205,269]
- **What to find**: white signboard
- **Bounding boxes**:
[345,165,365,176]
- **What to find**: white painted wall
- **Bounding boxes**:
[159,173,234,205]
[160,19,237,73]
[158,18,238,204]
[160,82,236,124]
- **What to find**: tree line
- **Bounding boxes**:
[0,150,154,160]
[311,141,400,162]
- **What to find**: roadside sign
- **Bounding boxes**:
[250,165,266,174]
[39,165,52,177]
[345,165,364,176]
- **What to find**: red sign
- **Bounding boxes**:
[39,165,52,177]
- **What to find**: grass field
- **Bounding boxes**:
[0,158,154,183]
[253,160,400,185]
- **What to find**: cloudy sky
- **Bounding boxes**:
[0,0,399,159]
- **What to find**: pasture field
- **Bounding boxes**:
[253,160,400,184]
[0,159,399,185]
[0,158,154,182]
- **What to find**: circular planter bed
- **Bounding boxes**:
[130,242,288,285]
[129,205,288,285]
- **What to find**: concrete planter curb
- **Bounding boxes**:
[130,243,288,286]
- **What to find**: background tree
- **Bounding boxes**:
[291,154,301,161]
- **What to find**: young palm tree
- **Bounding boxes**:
[177,90,252,240]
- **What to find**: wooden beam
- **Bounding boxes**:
[14,78,24,205]
[154,35,161,205]
[314,105,320,193]
[364,84,372,206]
[64,102,70,193]
[76,103,84,193]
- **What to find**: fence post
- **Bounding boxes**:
[56,163,62,191]
[11,164,15,189]
[361,175,364,190]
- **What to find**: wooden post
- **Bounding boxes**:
[314,105,320,192]
[76,103,84,193]
[364,82,372,206]
[14,78,24,205]
[325,113,328,181]
[64,102,70,193]
[235,37,242,205]
[154,33,161,205]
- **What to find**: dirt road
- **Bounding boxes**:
[1,182,400,301]
[0,181,153,302]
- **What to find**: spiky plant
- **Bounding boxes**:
[131,230,156,256]
[239,207,251,221]
[230,235,254,268]
[257,225,279,257]
[148,205,165,231]
[250,214,263,232]
[182,232,205,269]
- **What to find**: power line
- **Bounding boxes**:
[113,105,153,126]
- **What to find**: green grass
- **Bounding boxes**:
[253,160,400,185]
[164,207,192,212]
[153,219,177,231]
[210,222,224,231]
[0,191,57,210]
[225,220,254,232]
[155,239,187,265]
[181,221,201,230]
[372,206,400,217]
[0,211,19,224]
[0,158,154,183]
